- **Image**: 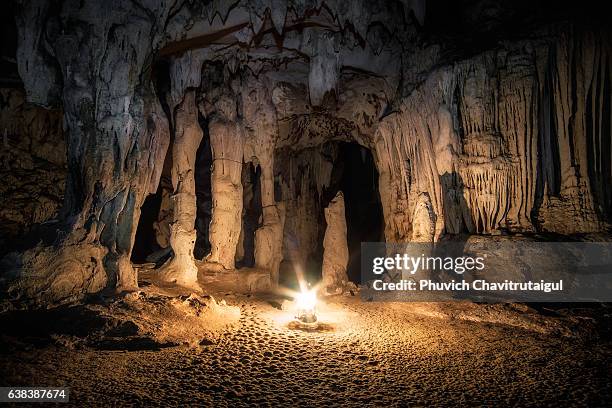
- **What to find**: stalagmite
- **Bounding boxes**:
[207,96,244,270]
[321,191,349,294]
[158,91,203,287]
[411,193,436,242]
[254,203,286,284]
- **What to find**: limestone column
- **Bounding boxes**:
[158,90,203,287]
[254,159,285,284]
[321,191,349,294]
[206,97,244,269]
[242,81,285,283]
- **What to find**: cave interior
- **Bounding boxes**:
[0,0,611,303]
[1,0,612,405]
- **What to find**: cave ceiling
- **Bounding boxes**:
[157,0,414,150]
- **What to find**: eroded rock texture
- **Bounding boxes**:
[5,0,175,304]
[2,0,610,305]
[321,192,349,294]
[375,26,611,241]
[0,89,65,253]
[158,90,202,287]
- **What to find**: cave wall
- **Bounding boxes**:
[375,25,611,242]
[0,88,66,253]
[4,0,178,304]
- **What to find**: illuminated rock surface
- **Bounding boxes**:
[0,0,610,314]
[321,191,349,294]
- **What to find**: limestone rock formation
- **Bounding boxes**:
[4,0,174,305]
[206,95,245,270]
[0,89,65,254]
[411,193,436,243]
[254,203,286,284]
[321,192,349,294]
[1,0,610,306]
[242,79,286,284]
[157,91,203,288]
[375,26,612,241]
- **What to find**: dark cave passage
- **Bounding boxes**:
[131,188,163,264]
[278,142,384,289]
[194,126,213,260]
[313,142,384,284]
[334,142,384,283]
[238,162,262,268]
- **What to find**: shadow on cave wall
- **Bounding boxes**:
[131,188,164,264]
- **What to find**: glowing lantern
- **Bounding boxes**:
[294,288,317,324]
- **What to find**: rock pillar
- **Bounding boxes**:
[207,97,244,269]
[254,160,285,284]
[321,191,349,293]
[158,90,203,287]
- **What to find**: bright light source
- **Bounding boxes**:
[294,288,317,324]
[295,289,316,311]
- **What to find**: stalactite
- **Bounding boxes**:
[307,30,341,106]
[374,27,610,242]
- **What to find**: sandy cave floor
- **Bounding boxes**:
[1,291,611,407]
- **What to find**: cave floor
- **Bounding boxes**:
[1,293,611,407]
